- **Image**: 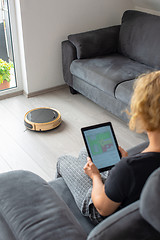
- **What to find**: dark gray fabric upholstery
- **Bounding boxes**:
[61,40,77,86]
[140,168,160,233]
[49,177,95,234]
[0,171,87,240]
[0,214,16,240]
[118,10,160,68]
[62,10,160,124]
[53,142,160,240]
[72,75,129,123]
[87,201,160,240]
[70,54,153,98]
[0,143,159,240]
[115,79,135,104]
[68,26,120,59]
[127,141,149,156]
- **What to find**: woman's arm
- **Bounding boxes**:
[84,158,121,217]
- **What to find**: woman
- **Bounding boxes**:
[57,71,160,224]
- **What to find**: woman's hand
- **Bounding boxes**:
[84,157,101,180]
[119,146,128,158]
[84,158,121,217]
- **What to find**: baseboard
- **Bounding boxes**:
[0,85,68,100]
[24,84,67,98]
[0,90,23,100]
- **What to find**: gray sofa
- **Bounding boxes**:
[62,10,160,123]
[0,141,160,240]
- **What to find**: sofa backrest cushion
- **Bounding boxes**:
[140,167,160,233]
[118,10,160,68]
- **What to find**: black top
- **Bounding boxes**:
[105,152,160,209]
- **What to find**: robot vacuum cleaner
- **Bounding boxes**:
[24,107,62,131]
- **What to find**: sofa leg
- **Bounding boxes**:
[69,86,78,94]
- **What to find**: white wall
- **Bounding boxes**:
[133,0,160,14]
[0,1,3,23]
[19,0,134,95]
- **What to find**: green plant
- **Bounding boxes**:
[0,58,13,84]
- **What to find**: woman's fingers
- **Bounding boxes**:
[119,146,128,157]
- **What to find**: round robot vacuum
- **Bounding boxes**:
[24,107,62,131]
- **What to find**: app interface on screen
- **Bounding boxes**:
[84,126,120,169]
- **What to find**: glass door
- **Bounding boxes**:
[0,0,16,91]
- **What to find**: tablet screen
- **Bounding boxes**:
[81,122,121,172]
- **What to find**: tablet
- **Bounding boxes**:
[81,122,121,172]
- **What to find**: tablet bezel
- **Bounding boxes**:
[81,122,121,172]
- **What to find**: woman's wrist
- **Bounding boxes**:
[92,172,101,181]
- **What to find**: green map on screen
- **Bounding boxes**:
[87,131,114,156]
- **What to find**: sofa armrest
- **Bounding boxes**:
[68,25,120,59]
[87,201,160,240]
[0,171,87,240]
[140,167,160,233]
[62,40,77,86]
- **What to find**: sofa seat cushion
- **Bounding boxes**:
[49,177,95,234]
[70,53,154,97]
[119,10,160,68]
[0,171,87,240]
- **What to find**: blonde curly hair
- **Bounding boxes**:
[128,71,160,133]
